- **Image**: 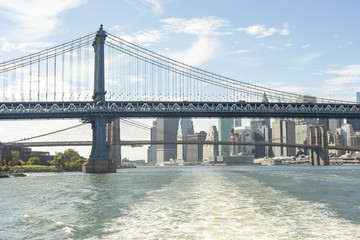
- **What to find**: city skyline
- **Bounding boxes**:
[0,0,360,160]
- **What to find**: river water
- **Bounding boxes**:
[1,165,360,240]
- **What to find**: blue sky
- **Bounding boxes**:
[0,0,359,160]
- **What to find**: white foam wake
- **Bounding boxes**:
[99,169,360,240]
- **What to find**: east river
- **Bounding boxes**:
[1,165,360,239]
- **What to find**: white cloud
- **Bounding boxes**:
[327,64,360,76]
[168,37,220,66]
[294,53,322,64]
[161,16,231,36]
[285,43,293,47]
[0,0,86,41]
[302,44,311,48]
[110,16,230,66]
[0,40,53,53]
[140,0,163,15]
[234,49,251,54]
[122,29,166,44]
[325,65,360,85]
[237,22,289,38]
[159,16,231,66]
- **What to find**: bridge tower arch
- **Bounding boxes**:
[82,25,116,173]
[309,125,329,165]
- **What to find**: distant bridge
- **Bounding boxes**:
[11,140,360,152]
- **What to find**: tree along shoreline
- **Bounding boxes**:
[1,148,86,177]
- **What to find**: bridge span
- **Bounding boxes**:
[11,140,360,152]
[1,25,359,172]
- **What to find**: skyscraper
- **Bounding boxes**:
[156,117,179,164]
[186,131,206,163]
[203,126,219,163]
[218,118,234,157]
[177,118,194,162]
[272,118,296,157]
[148,121,157,163]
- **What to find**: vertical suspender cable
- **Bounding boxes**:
[11,65,15,101]
[21,60,24,101]
[46,54,48,102]
[29,55,32,101]
[38,59,40,101]
[62,45,65,101]
[77,39,81,100]
[54,50,57,101]
[70,42,73,100]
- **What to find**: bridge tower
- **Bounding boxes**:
[309,125,329,165]
[82,25,116,173]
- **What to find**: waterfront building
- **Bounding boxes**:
[234,118,241,128]
[272,118,296,157]
[250,117,271,158]
[186,131,206,163]
[328,130,346,156]
[340,123,354,147]
[176,118,194,162]
[156,117,179,164]
[203,126,219,163]
[328,119,343,134]
[230,127,254,156]
[295,121,310,155]
[218,118,234,157]
[148,121,157,163]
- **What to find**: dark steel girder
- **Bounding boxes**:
[0,101,360,119]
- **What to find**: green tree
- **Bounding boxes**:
[50,149,85,171]
[10,150,22,166]
[27,157,41,165]
[50,152,66,168]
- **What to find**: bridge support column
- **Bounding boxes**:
[82,115,116,173]
[107,117,121,167]
[309,125,329,166]
[82,25,116,173]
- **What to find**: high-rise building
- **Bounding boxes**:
[156,117,179,164]
[218,118,234,157]
[234,118,242,128]
[295,122,309,155]
[272,118,296,157]
[230,127,254,156]
[148,121,157,163]
[177,118,194,162]
[250,117,271,158]
[340,123,354,147]
[328,130,346,156]
[203,126,219,163]
[186,131,206,163]
[328,119,343,134]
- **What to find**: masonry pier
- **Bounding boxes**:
[309,125,329,165]
[82,25,116,173]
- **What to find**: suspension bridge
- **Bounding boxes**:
[1,25,359,172]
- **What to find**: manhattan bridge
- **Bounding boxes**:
[1,25,359,173]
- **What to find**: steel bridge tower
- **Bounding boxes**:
[82,25,116,173]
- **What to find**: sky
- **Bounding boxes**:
[0,0,360,160]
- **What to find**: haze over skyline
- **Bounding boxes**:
[0,0,359,159]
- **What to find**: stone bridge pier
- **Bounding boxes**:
[309,125,329,165]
